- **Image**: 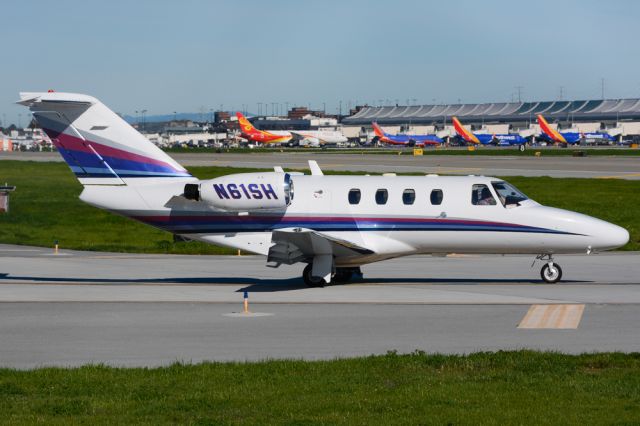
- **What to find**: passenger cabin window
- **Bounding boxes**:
[471,184,497,206]
[430,189,443,205]
[491,181,529,207]
[348,189,361,205]
[375,189,388,205]
[402,189,415,205]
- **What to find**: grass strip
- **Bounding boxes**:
[0,351,639,424]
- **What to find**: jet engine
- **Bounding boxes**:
[183,172,293,211]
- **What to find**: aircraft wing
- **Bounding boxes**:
[267,227,374,266]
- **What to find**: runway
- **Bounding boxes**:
[2,151,640,179]
[1,244,639,368]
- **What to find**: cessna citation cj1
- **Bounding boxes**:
[20,92,629,286]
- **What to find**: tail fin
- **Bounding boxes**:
[537,114,566,143]
[18,92,191,185]
[452,117,479,144]
[236,112,257,134]
[371,122,386,138]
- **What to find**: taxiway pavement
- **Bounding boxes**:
[0,244,638,368]
[2,151,640,179]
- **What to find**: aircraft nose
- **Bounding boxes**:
[592,222,629,251]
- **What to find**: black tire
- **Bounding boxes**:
[540,263,563,283]
[332,267,363,283]
[518,144,525,152]
[333,268,351,283]
[303,264,327,287]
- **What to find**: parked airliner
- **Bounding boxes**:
[289,129,348,147]
[452,117,527,151]
[537,114,615,145]
[372,122,443,146]
[236,112,292,144]
[20,92,629,286]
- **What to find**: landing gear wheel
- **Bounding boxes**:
[519,144,526,152]
[540,263,563,283]
[333,267,363,284]
[303,264,327,288]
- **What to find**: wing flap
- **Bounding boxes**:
[267,227,374,266]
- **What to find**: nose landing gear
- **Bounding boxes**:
[534,254,563,283]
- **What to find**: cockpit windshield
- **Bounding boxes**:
[491,181,529,207]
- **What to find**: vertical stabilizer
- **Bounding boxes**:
[537,114,566,143]
[236,112,257,134]
[18,92,192,185]
[452,117,480,144]
[371,122,386,138]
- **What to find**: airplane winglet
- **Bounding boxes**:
[274,166,284,173]
[308,160,324,176]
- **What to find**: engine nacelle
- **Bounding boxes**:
[184,172,293,211]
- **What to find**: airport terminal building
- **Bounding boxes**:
[342,98,640,140]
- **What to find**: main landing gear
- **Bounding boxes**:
[535,254,563,283]
[302,264,363,287]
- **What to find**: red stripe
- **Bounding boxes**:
[51,130,185,171]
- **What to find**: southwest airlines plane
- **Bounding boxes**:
[372,122,443,146]
[20,92,628,286]
[537,114,614,145]
[452,117,527,150]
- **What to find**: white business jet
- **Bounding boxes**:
[19,92,629,286]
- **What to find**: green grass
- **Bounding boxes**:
[0,351,639,424]
[0,161,251,254]
[0,161,638,253]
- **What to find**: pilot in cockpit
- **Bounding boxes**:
[478,187,497,205]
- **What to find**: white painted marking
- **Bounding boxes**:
[518,304,585,329]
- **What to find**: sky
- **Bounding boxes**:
[1,0,640,125]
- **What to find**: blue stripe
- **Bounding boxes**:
[138,218,576,236]
[59,147,190,178]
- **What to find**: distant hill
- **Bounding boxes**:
[122,111,253,124]
[122,113,211,124]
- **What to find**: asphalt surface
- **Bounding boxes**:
[1,244,638,368]
[2,150,640,179]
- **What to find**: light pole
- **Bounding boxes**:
[515,86,523,103]
[141,109,147,132]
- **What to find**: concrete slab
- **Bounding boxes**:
[0,245,639,367]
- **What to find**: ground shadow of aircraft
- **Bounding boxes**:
[0,273,593,294]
